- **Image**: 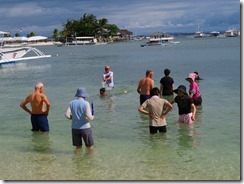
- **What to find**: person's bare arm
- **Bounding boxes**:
[138,105,149,115]
[191,103,196,121]
[151,79,154,89]
[42,95,50,115]
[137,80,142,94]
[20,97,32,115]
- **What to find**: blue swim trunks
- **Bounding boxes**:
[31,114,49,132]
[140,94,151,105]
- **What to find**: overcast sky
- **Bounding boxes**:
[0,0,241,36]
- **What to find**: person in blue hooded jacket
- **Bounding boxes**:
[65,87,95,151]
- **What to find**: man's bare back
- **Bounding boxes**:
[28,92,49,114]
[137,70,154,96]
[137,77,154,95]
[20,82,50,115]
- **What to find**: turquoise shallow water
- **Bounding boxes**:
[0,36,240,180]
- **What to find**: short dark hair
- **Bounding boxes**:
[146,70,153,77]
[164,69,170,75]
[150,87,160,97]
[100,88,106,92]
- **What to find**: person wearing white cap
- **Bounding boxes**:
[65,87,95,151]
[185,73,202,106]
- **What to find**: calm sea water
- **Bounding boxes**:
[0,36,240,180]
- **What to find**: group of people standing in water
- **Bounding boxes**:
[19,65,202,151]
[137,68,202,134]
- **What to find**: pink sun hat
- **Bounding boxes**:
[185,73,195,81]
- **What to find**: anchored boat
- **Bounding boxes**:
[0,31,51,65]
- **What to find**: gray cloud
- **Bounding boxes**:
[0,0,240,36]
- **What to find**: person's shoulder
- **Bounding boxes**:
[27,91,35,97]
[40,93,48,98]
[139,78,145,82]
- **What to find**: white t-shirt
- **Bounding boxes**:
[103,71,114,88]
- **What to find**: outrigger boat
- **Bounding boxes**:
[141,32,179,47]
[0,47,51,65]
[0,31,51,65]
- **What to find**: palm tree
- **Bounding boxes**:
[52,29,59,41]
[61,13,120,42]
[79,13,97,36]
[97,18,108,35]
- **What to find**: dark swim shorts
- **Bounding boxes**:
[72,128,94,148]
[31,114,49,132]
[140,94,151,105]
[149,126,167,134]
[193,96,202,106]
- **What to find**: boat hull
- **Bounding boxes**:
[0,47,51,65]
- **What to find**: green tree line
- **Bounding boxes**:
[3,32,36,37]
[52,13,119,42]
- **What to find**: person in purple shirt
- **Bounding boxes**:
[186,73,202,106]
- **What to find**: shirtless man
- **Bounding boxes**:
[137,70,154,105]
[20,82,50,132]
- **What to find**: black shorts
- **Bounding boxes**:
[193,96,202,106]
[72,128,94,147]
[149,126,167,134]
[140,95,151,105]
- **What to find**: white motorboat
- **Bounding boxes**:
[209,31,220,37]
[141,35,179,47]
[224,28,240,37]
[71,36,97,45]
[0,31,51,65]
[68,36,107,45]
[194,26,205,38]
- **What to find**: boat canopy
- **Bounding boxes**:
[0,36,48,43]
[28,36,48,41]
[0,31,10,35]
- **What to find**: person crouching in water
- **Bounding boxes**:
[138,87,173,134]
[99,87,107,97]
[171,85,196,124]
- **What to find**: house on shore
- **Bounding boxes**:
[113,29,133,41]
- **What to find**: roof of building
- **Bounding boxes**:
[117,29,133,35]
